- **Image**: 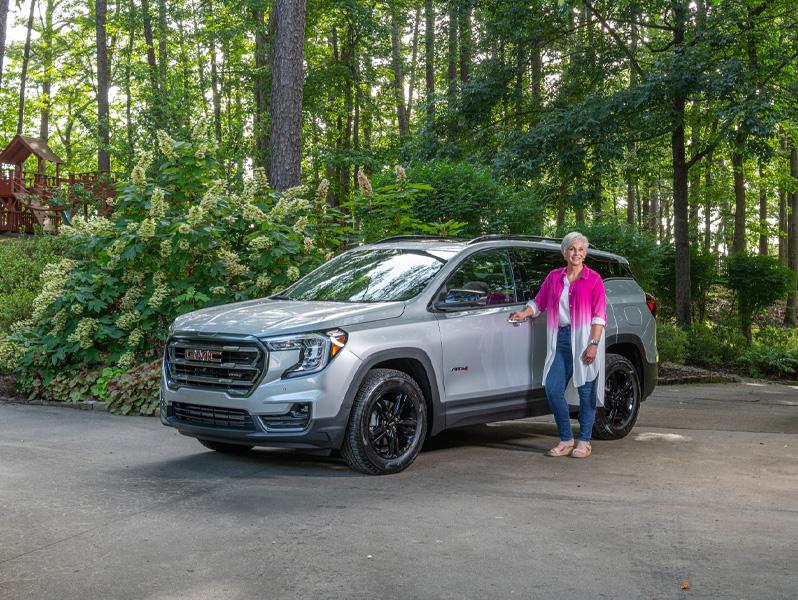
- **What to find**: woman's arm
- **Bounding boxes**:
[509,271,553,321]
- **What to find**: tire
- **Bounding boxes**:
[341,368,428,475]
[198,439,255,453]
[592,353,641,440]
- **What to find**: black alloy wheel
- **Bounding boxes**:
[592,353,641,440]
[341,368,428,475]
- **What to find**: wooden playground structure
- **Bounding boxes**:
[0,135,116,234]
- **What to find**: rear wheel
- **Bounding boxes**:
[341,368,427,475]
[592,353,641,440]
[198,439,254,453]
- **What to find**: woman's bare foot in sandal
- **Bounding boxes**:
[572,441,592,458]
[546,441,574,457]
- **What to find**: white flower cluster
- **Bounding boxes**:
[242,201,266,224]
[178,223,192,235]
[71,304,83,315]
[249,236,273,252]
[120,286,143,312]
[357,168,373,195]
[50,309,68,334]
[128,328,144,347]
[148,273,170,309]
[130,151,154,187]
[150,187,166,220]
[139,218,156,240]
[269,196,310,222]
[315,179,329,208]
[303,236,314,252]
[192,121,209,142]
[122,270,145,285]
[31,259,77,322]
[178,239,191,251]
[117,351,136,370]
[218,249,248,278]
[157,130,178,159]
[256,275,271,291]
[61,215,116,239]
[210,286,226,296]
[287,266,300,282]
[116,311,140,331]
[292,216,309,233]
[67,318,99,349]
[253,168,269,192]
[0,337,21,372]
[187,205,204,226]
[395,165,407,188]
[200,180,225,212]
[160,239,172,258]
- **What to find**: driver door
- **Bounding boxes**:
[434,250,536,426]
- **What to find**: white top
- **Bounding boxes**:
[559,276,571,326]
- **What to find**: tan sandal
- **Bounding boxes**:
[546,442,575,457]
[571,442,592,458]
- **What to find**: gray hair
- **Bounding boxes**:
[560,231,589,257]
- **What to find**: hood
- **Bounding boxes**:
[171,298,406,337]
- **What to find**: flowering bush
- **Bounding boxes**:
[3,131,333,411]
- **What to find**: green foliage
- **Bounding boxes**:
[655,249,720,321]
[738,344,798,379]
[3,133,333,393]
[656,321,688,364]
[685,322,747,367]
[90,367,126,401]
[106,360,162,416]
[726,255,795,342]
[0,235,71,337]
[345,166,466,243]
[556,222,663,292]
[401,160,545,238]
[21,367,101,404]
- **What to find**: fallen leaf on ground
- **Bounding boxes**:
[679,582,690,590]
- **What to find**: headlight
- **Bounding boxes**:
[262,329,348,378]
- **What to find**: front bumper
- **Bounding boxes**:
[160,342,362,450]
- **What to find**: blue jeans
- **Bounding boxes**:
[545,325,597,442]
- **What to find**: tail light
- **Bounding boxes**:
[645,292,657,318]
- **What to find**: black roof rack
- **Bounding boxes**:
[374,235,461,244]
[467,235,563,245]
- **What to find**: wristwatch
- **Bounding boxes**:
[589,338,600,346]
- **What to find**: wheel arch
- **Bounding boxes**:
[606,334,654,400]
[344,348,444,437]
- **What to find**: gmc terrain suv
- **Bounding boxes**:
[161,236,657,474]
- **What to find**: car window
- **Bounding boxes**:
[441,250,518,307]
[283,249,446,302]
[585,256,634,279]
[510,248,563,302]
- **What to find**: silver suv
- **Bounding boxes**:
[161,236,657,474]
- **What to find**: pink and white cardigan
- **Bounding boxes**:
[526,266,607,407]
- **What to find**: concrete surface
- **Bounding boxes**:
[1,381,797,600]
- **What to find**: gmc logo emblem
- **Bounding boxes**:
[184,349,223,363]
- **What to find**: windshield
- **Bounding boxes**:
[282,249,447,302]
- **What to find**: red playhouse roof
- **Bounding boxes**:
[0,135,65,166]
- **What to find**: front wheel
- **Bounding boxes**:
[592,353,641,440]
[341,368,427,475]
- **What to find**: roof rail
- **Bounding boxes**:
[374,235,460,244]
[467,235,563,245]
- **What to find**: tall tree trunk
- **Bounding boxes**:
[446,1,457,102]
[779,189,788,266]
[731,132,747,255]
[758,160,768,256]
[125,0,135,153]
[0,0,9,87]
[671,1,691,327]
[424,0,434,116]
[688,123,701,242]
[785,145,798,326]
[390,7,409,138]
[458,0,471,83]
[96,0,111,172]
[704,152,713,254]
[269,0,306,190]
[252,4,271,172]
[157,0,168,92]
[406,6,421,124]
[141,0,161,127]
[38,0,55,174]
[17,0,36,136]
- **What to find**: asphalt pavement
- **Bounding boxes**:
[1,381,797,600]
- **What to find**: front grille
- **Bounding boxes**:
[165,337,266,396]
[172,402,256,430]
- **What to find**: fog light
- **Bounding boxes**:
[259,403,311,431]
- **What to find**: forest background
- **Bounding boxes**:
[1,0,798,413]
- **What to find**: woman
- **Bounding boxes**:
[510,232,606,459]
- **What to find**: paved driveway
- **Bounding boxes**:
[1,382,797,600]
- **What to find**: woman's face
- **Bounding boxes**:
[564,239,587,268]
